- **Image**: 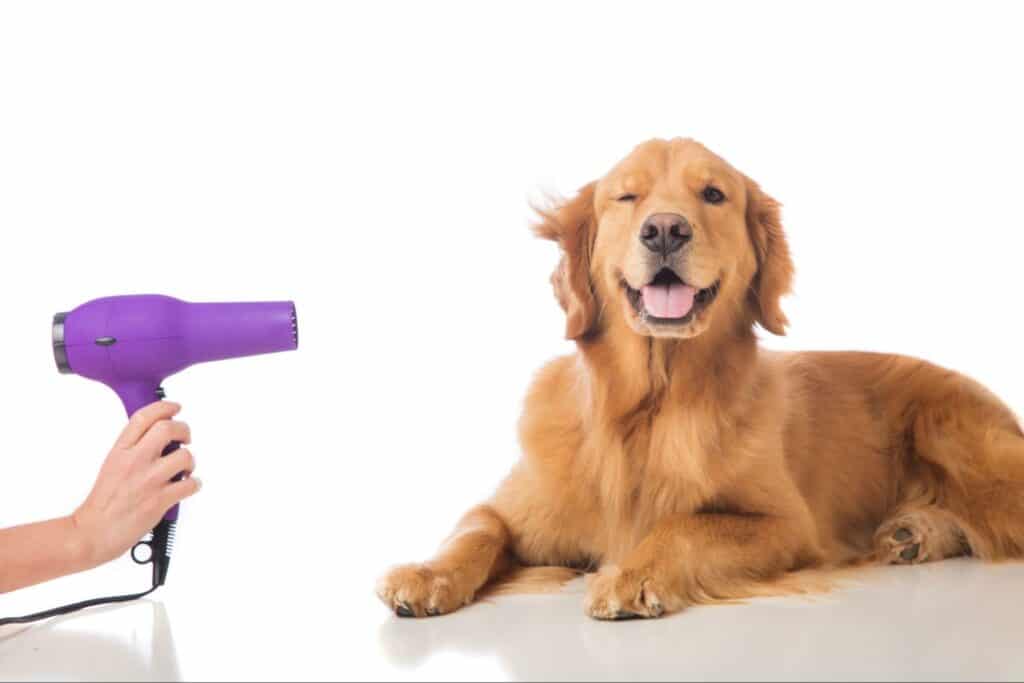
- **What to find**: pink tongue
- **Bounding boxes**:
[641,283,696,319]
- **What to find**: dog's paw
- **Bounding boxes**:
[376,564,473,618]
[583,566,677,621]
[875,509,969,565]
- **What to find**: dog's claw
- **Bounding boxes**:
[426,607,440,617]
[893,528,913,542]
[395,602,414,618]
[900,544,920,561]
[613,610,642,621]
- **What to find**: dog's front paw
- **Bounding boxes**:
[583,566,680,621]
[376,564,473,618]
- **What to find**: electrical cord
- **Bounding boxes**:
[0,517,174,627]
[0,585,159,626]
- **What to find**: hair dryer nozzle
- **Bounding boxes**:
[183,300,299,363]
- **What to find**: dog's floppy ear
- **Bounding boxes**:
[745,178,794,335]
[534,182,598,340]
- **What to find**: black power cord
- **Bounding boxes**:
[0,517,175,627]
[0,586,159,627]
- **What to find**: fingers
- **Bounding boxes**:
[137,419,192,458]
[153,447,196,482]
[117,402,181,448]
[160,476,203,510]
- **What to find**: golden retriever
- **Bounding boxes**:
[377,138,1024,620]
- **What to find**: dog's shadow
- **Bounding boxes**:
[378,563,1016,681]
[0,601,181,682]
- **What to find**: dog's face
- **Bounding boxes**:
[594,139,756,339]
[537,138,793,341]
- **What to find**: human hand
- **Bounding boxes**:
[72,401,202,568]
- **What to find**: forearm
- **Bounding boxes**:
[635,514,812,574]
[377,505,514,618]
[432,505,512,588]
[621,512,822,607]
[0,516,97,594]
[585,512,822,619]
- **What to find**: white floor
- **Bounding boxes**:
[2,559,1022,681]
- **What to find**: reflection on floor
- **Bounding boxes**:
[2,560,1022,681]
[0,601,180,683]
[378,559,1024,682]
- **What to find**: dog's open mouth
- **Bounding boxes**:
[623,268,720,325]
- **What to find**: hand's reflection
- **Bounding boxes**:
[0,600,181,682]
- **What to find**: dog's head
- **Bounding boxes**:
[537,138,793,341]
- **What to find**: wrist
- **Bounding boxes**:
[64,512,101,572]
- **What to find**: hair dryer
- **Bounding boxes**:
[0,295,298,627]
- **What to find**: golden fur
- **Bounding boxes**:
[377,138,1024,620]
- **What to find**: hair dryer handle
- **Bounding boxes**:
[130,438,185,587]
[116,383,185,521]
[161,440,184,522]
[116,382,168,418]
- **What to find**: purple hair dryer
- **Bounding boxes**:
[0,295,298,626]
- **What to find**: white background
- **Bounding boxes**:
[1,2,1023,681]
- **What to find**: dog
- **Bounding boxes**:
[377,138,1024,620]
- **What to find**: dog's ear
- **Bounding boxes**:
[745,178,794,335]
[534,182,598,340]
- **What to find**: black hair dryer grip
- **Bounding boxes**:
[131,440,183,587]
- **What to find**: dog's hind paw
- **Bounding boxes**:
[874,508,970,565]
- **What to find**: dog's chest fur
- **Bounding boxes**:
[512,345,759,567]
[585,395,726,561]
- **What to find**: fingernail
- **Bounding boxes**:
[194,478,203,491]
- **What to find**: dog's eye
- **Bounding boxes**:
[702,186,726,205]
[615,193,638,203]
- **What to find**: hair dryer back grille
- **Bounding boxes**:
[52,312,72,374]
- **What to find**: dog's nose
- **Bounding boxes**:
[639,213,692,256]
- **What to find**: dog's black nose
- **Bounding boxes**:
[639,213,692,256]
